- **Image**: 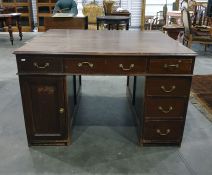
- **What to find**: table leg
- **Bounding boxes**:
[97,21,99,30]
[17,15,23,40]
[108,24,111,30]
[126,22,129,30]
[116,24,119,30]
[6,17,13,45]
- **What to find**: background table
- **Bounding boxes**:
[163,25,184,40]
[0,13,22,45]
[97,16,130,30]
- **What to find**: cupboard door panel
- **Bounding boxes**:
[19,76,68,143]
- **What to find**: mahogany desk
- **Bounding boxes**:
[14,29,196,146]
[0,13,22,45]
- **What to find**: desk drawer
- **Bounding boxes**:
[148,59,193,74]
[146,77,191,97]
[17,57,63,73]
[105,57,146,75]
[143,120,184,142]
[64,58,106,74]
[145,97,187,118]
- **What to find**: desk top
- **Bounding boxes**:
[14,29,196,56]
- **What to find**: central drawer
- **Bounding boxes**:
[64,57,146,75]
[105,57,146,75]
[64,58,106,74]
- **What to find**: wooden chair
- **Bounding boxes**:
[192,2,207,26]
[182,8,212,51]
[151,11,165,30]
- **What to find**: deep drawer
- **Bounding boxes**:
[17,57,63,73]
[143,120,184,142]
[146,77,191,97]
[64,58,106,74]
[145,97,187,119]
[148,58,193,74]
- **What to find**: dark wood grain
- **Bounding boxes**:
[19,76,70,146]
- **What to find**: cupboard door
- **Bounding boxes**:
[19,76,68,144]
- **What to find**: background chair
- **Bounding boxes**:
[182,8,212,51]
[151,11,165,30]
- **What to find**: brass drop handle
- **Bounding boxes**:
[119,64,134,71]
[78,62,94,68]
[158,106,173,114]
[161,85,176,93]
[59,108,64,114]
[33,62,50,69]
[156,129,170,136]
[163,64,179,69]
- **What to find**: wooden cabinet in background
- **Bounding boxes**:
[36,0,57,31]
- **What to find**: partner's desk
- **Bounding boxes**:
[14,29,196,146]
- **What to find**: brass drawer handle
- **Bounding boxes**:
[77,62,94,68]
[163,64,179,69]
[33,62,50,69]
[119,64,134,71]
[161,85,176,93]
[156,129,170,136]
[158,106,173,114]
[59,108,64,114]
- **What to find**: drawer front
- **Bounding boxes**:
[17,57,63,73]
[145,98,187,118]
[143,120,184,141]
[146,77,191,97]
[148,59,193,74]
[64,58,106,74]
[105,57,146,75]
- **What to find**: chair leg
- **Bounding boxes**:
[188,41,192,48]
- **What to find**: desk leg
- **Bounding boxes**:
[6,17,13,45]
[17,15,23,40]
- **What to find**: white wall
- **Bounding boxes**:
[145,0,175,17]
